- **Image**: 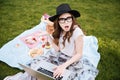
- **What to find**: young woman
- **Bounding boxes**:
[47,3,100,80]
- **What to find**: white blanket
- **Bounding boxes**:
[0,22,100,69]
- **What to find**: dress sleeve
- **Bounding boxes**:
[73,27,84,40]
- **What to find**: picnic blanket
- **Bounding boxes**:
[0,21,100,69]
[0,21,47,69]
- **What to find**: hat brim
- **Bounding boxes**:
[49,10,80,22]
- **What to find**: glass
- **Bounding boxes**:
[58,16,73,24]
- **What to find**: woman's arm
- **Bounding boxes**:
[47,34,60,52]
[41,15,59,51]
[62,35,83,67]
[53,35,84,78]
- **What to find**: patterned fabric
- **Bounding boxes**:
[46,51,99,80]
[4,51,98,80]
[3,72,37,80]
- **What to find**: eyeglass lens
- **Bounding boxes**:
[59,16,72,23]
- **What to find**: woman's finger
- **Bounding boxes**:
[54,71,61,78]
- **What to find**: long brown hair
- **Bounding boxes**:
[52,15,80,47]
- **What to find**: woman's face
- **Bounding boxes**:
[58,13,73,32]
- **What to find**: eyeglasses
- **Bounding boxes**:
[58,16,73,24]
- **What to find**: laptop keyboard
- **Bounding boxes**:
[37,67,53,77]
[37,67,63,80]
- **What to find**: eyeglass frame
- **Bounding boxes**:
[58,16,73,24]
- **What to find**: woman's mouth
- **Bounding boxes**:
[65,26,69,28]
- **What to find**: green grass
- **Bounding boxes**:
[0,0,120,80]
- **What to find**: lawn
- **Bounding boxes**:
[0,0,120,80]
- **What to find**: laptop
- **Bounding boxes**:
[19,60,72,80]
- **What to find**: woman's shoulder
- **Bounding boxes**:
[73,25,84,35]
[72,25,84,39]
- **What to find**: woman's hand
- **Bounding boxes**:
[53,64,66,78]
[41,15,53,26]
[41,16,48,23]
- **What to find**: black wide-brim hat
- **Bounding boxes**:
[49,3,80,22]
